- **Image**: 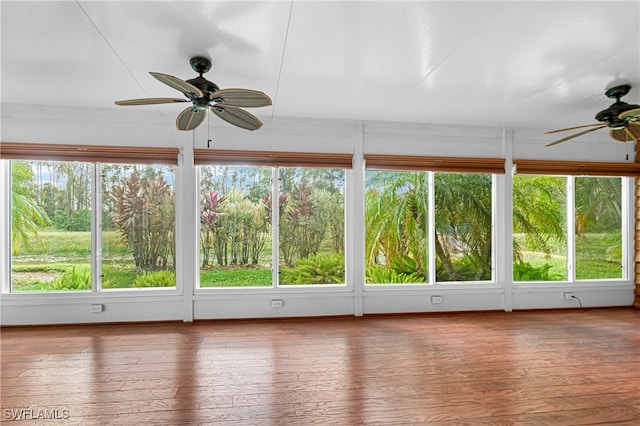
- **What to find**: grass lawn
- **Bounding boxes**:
[11,230,624,290]
[514,232,622,281]
[200,267,272,287]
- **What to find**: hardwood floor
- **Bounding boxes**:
[1,308,639,425]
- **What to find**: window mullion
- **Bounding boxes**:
[567,176,575,282]
[621,177,630,280]
[93,163,101,292]
[428,171,436,284]
[272,167,279,288]
[1,162,10,293]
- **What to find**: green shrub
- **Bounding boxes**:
[67,209,91,232]
[51,266,91,290]
[52,209,69,230]
[280,253,344,284]
[513,261,553,281]
[133,270,176,288]
[366,264,425,284]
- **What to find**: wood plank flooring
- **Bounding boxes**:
[1,308,639,425]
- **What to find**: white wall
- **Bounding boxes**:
[0,105,635,325]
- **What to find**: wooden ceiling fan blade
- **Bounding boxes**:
[544,123,603,135]
[610,123,640,142]
[176,107,206,131]
[626,122,640,140]
[150,72,204,99]
[619,107,640,121]
[545,125,606,147]
[210,88,272,107]
[609,128,633,142]
[211,104,263,131]
[115,97,188,106]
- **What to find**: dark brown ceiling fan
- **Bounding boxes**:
[545,84,640,147]
[115,56,271,131]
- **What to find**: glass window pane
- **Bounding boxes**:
[435,172,492,282]
[575,177,622,280]
[512,175,567,281]
[101,164,176,289]
[199,165,273,287]
[278,167,345,285]
[10,160,92,292]
[364,170,428,284]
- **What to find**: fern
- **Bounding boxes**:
[280,254,344,284]
[51,266,91,290]
[133,270,176,287]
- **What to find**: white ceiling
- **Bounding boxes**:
[2,1,639,133]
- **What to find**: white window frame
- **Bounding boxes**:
[4,160,180,294]
[195,164,349,290]
[363,169,498,287]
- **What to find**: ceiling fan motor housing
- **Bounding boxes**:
[595,101,636,129]
[186,76,220,96]
[595,85,640,129]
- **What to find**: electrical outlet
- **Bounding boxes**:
[271,299,284,308]
[89,304,103,313]
[431,296,443,304]
[563,292,574,301]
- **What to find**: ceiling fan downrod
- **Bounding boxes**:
[186,57,220,96]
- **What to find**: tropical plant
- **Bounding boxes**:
[223,190,269,265]
[280,253,344,284]
[51,266,91,290]
[10,161,51,253]
[133,270,175,287]
[513,261,554,281]
[433,172,493,281]
[575,177,621,237]
[200,190,227,267]
[366,264,425,284]
[513,175,566,261]
[108,170,175,271]
[278,180,330,266]
[366,171,569,283]
[365,171,428,278]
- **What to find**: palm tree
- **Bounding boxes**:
[512,175,566,260]
[365,170,428,282]
[574,176,621,238]
[366,171,569,283]
[434,173,492,281]
[10,161,51,254]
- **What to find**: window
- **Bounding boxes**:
[199,165,273,287]
[365,170,494,284]
[278,167,345,285]
[364,154,501,285]
[512,175,567,281]
[575,177,622,280]
[365,170,429,284]
[100,164,176,289]
[513,173,624,282]
[195,150,350,288]
[10,160,92,291]
[5,143,179,292]
[434,172,493,282]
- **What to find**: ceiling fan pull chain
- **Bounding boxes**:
[207,113,212,148]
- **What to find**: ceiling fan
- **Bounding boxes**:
[545,84,640,147]
[115,56,271,131]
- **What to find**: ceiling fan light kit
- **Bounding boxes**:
[115,57,272,131]
[545,84,640,147]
